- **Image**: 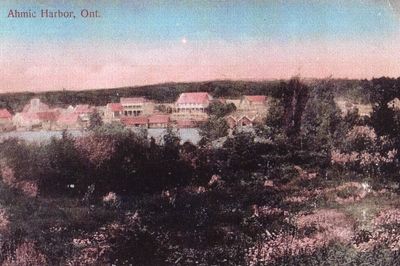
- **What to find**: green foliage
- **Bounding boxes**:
[281,78,310,138]
[87,110,103,131]
[2,77,400,265]
[93,121,127,135]
[206,101,236,118]
[199,116,229,144]
[265,98,285,130]
[301,80,344,153]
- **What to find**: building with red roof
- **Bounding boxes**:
[0,109,12,120]
[37,111,60,122]
[148,115,170,128]
[176,92,212,109]
[56,113,83,130]
[244,95,267,103]
[225,114,263,128]
[173,92,212,121]
[36,110,61,130]
[14,98,65,130]
[73,104,94,123]
[0,109,13,131]
[120,116,149,128]
[104,103,123,121]
[238,95,267,112]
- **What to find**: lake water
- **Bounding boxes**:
[0,128,201,145]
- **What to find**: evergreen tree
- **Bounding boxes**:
[88,110,104,131]
[301,80,344,154]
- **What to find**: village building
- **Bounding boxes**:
[104,103,123,122]
[0,109,12,123]
[36,110,60,130]
[13,112,42,130]
[22,98,49,113]
[172,92,212,122]
[96,106,106,118]
[73,104,94,123]
[237,115,254,127]
[120,114,171,129]
[224,95,268,128]
[120,116,149,128]
[66,105,75,113]
[56,113,83,130]
[120,97,154,117]
[175,92,212,114]
[226,114,259,128]
[13,99,62,130]
[148,115,170,128]
[0,109,14,131]
[237,95,267,112]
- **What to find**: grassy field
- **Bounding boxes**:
[1,165,400,265]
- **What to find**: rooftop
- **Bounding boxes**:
[0,109,12,119]
[107,103,123,112]
[57,113,81,125]
[121,116,149,125]
[244,95,267,103]
[120,97,147,104]
[176,92,212,105]
[148,115,170,124]
[74,104,93,114]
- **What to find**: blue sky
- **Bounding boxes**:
[1,0,398,43]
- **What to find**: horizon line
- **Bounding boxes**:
[0,76,393,95]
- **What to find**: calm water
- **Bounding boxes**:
[0,128,201,144]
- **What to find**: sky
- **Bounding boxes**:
[0,0,400,92]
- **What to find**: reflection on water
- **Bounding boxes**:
[0,128,201,145]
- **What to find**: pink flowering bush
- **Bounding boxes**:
[67,221,126,265]
[0,164,16,187]
[353,209,400,252]
[247,232,326,265]
[372,209,400,228]
[331,125,397,173]
[0,208,9,233]
[284,195,310,203]
[247,209,355,265]
[346,126,377,143]
[331,149,396,167]
[3,242,47,266]
[333,182,369,204]
[295,209,355,243]
[208,174,223,187]
[252,205,287,217]
[74,135,117,168]
[17,180,39,198]
[1,164,39,197]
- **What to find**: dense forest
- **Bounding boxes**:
[2,77,400,265]
[0,78,369,112]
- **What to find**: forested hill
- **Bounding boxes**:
[0,79,367,112]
